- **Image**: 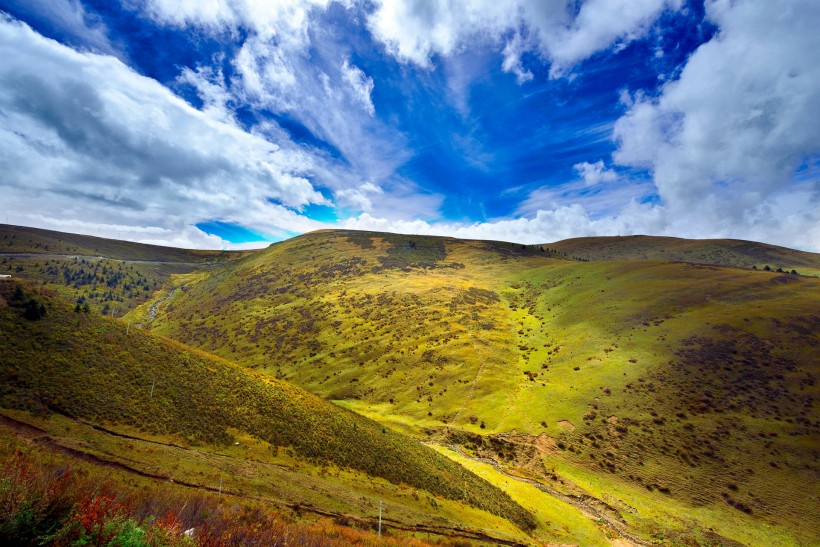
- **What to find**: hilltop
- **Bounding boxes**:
[0,223,249,262]
[545,234,820,274]
[0,224,249,315]
[0,279,544,542]
[139,228,820,545]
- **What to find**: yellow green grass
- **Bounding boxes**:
[139,229,819,543]
[0,279,535,533]
[429,445,612,546]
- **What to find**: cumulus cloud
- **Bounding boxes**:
[335,182,382,212]
[367,0,681,77]
[343,200,667,244]
[137,0,338,39]
[613,0,820,250]
[0,15,329,248]
[574,160,618,186]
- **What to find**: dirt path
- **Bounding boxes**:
[0,252,220,267]
[0,413,528,547]
[427,441,651,546]
[148,288,176,322]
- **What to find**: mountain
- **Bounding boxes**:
[545,235,820,274]
[139,229,820,545]
[0,279,542,541]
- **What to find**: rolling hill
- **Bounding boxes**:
[137,229,820,545]
[0,279,546,543]
[545,235,820,274]
[0,223,249,263]
[0,224,250,315]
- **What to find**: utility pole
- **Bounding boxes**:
[218,477,222,500]
[150,377,156,398]
[126,321,130,335]
[378,500,382,538]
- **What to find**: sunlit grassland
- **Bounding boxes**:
[547,235,820,275]
[140,230,820,544]
[429,445,612,546]
[0,411,539,545]
[0,280,536,532]
[538,454,805,546]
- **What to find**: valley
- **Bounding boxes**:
[1,224,818,545]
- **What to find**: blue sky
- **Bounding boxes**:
[0,0,818,250]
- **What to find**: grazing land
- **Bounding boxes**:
[1,224,818,545]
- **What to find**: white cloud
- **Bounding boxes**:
[574,160,618,186]
[341,59,375,115]
[176,61,236,124]
[335,182,382,212]
[343,201,667,244]
[230,31,410,191]
[3,0,117,55]
[613,0,820,251]
[137,0,339,39]
[366,0,681,77]
[501,32,534,84]
[0,15,330,248]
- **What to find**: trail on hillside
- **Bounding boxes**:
[427,441,651,546]
[148,288,177,322]
[0,252,218,266]
[0,413,528,547]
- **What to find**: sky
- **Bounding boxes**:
[0,0,818,251]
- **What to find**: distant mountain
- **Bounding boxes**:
[0,224,249,315]
[0,223,251,263]
[545,235,820,273]
[141,229,819,545]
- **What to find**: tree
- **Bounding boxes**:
[763,265,772,271]
[24,299,44,320]
[791,269,798,275]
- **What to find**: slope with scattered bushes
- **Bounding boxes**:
[0,279,535,532]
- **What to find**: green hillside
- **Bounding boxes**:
[0,224,249,315]
[0,223,248,262]
[139,229,820,545]
[0,279,536,534]
[546,234,820,274]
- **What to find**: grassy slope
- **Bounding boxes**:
[142,229,820,545]
[0,223,249,262]
[0,224,252,315]
[0,280,536,533]
[546,235,820,274]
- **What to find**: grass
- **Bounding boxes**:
[138,229,820,544]
[0,279,535,533]
[0,223,249,262]
[545,234,820,274]
[0,225,250,316]
[428,445,611,546]
[0,435,451,547]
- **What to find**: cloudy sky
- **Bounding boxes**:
[1,1,818,250]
